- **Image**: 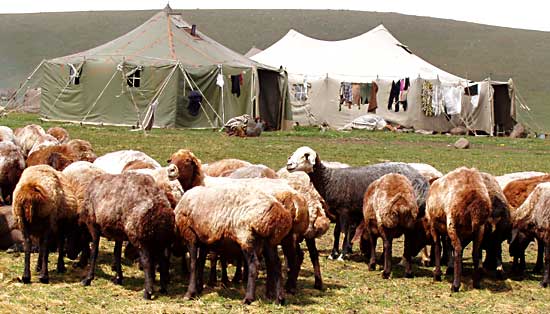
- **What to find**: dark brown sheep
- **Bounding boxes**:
[26,139,96,171]
[504,174,550,208]
[79,172,175,300]
[426,167,491,292]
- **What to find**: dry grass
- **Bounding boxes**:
[0,114,549,313]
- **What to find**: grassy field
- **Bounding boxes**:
[0,114,549,313]
[1,10,549,131]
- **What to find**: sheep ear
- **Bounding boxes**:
[305,152,316,164]
[166,159,172,163]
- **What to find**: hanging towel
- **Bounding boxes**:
[368,82,378,112]
[231,75,241,97]
[421,81,434,116]
[398,78,410,111]
[432,83,444,116]
[443,86,463,115]
[216,73,224,87]
[352,83,362,108]
[187,90,202,117]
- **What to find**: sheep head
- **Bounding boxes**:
[286,146,318,173]
[168,149,204,191]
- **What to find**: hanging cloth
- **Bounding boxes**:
[351,83,362,108]
[339,82,352,111]
[187,90,203,117]
[421,81,434,116]
[216,73,224,87]
[368,82,378,112]
[387,80,400,111]
[443,86,463,115]
[398,78,410,111]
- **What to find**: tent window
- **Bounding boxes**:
[127,69,141,88]
[69,64,81,85]
[292,83,310,101]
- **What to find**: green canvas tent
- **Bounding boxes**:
[25,5,291,129]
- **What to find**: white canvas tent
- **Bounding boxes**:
[252,25,517,135]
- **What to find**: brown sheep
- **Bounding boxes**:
[26,140,96,171]
[0,205,23,250]
[510,182,550,287]
[167,149,204,191]
[0,126,15,143]
[202,158,251,177]
[93,150,159,174]
[0,142,26,205]
[79,172,175,300]
[503,174,550,208]
[362,173,420,279]
[122,160,157,171]
[504,174,550,273]
[12,165,78,284]
[175,184,293,304]
[496,171,546,190]
[46,127,70,144]
[426,167,491,292]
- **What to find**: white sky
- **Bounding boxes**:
[2,0,549,32]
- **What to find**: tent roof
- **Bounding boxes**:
[244,46,263,58]
[251,25,464,83]
[51,9,261,69]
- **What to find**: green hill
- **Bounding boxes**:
[1,9,549,130]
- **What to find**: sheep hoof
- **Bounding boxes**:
[276,296,285,306]
[183,291,196,300]
[451,285,460,293]
[159,287,168,294]
[404,272,414,279]
[433,274,442,282]
[242,297,254,305]
[445,267,453,276]
[540,281,548,288]
[368,263,376,271]
[57,265,67,273]
[381,272,390,279]
[21,276,31,284]
[39,277,49,284]
[328,252,339,260]
[143,290,153,300]
[314,281,323,290]
[81,278,92,286]
[111,276,123,285]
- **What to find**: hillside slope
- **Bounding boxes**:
[0,9,548,130]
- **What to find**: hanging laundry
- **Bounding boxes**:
[368,82,378,112]
[387,80,400,111]
[431,83,445,116]
[470,95,480,109]
[339,82,352,111]
[421,81,434,116]
[231,75,241,97]
[360,83,371,105]
[216,73,224,87]
[352,83,362,109]
[187,90,202,117]
[442,86,463,115]
[398,77,410,111]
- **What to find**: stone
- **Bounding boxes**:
[510,123,528,138]
[450,126,468,136]
[454,138,470,149]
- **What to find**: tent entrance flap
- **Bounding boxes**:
[492,84,514,134]
[258,69,282,130]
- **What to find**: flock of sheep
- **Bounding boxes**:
[0,123,549,305]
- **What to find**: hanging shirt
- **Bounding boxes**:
[187,91,202,117]
[368,82,378,112]
[352,83,362,107]
[443,86,463,115]
[216,73,224,87]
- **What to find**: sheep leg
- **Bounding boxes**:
[403,232,414,278]
[534,239,544,274]
[282,234,299,294]
[112,241,123,285]
[21,230,32,284]
[81,227,100,286]
[139,249,154,300]
[330,218,342,260]
[432,233,442,281]
[38,233,50,284]
[264,243,285,305]
[472,226,484,289]
[368,234,377,271]
[541,243,550,288]
[448,229,462,292]
[232,255,243,285]
[75,242,90,269]
[159,248,170,294]
[306,238,323,290]
[56,232,67,273]
[196,244,208,294]
[35,249,43,273]
[184,242,198,300]
[220,257,230,287]
[207,253,218,287]
[242,247,259,305]
[382,234,392,279]
[341,220,355,260]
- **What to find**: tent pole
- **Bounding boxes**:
[6,59,46,110]
[50,62,86,111]
[219,64,225,123]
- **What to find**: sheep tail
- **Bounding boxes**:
[14,183,47,224]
